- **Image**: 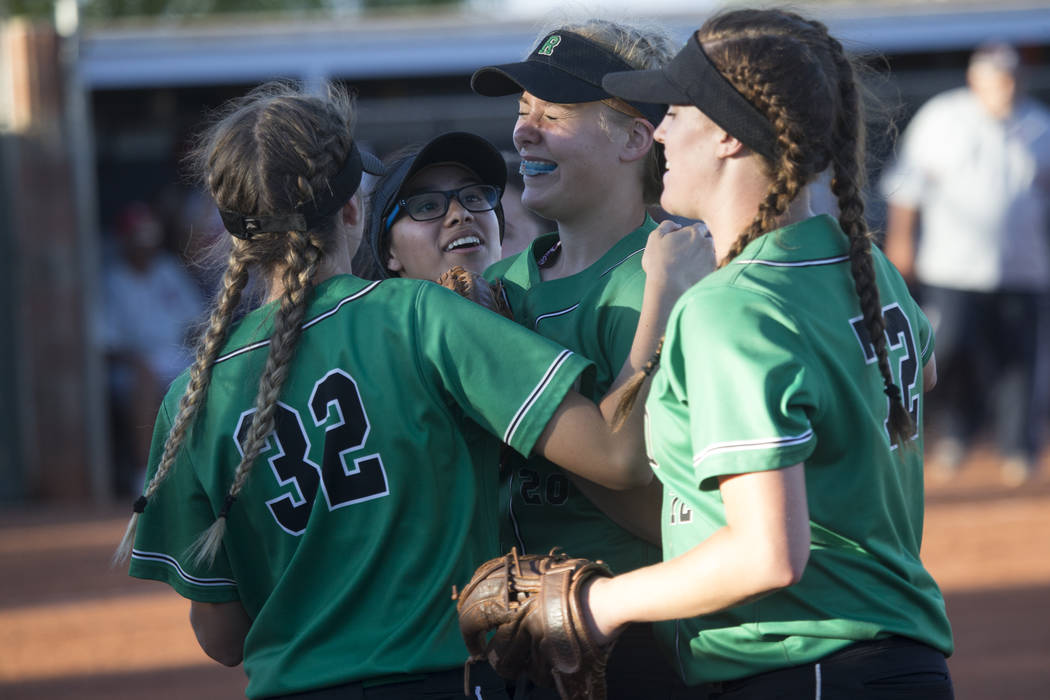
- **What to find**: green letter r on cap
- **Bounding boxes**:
[538,35,561,56]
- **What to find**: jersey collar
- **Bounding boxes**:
[731,214,849,267]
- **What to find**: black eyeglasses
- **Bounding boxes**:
[385,184,501,229]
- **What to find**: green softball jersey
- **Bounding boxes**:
[645,215,953,685]
[128,274,592,699]
[485,219,660,575]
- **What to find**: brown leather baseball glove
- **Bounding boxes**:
[455,548,617,700]
[436,265,513,319]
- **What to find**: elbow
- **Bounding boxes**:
[189,603,247,667]
[748,537,810,595]
[205,645,244,667]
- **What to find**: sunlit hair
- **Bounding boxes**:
[538,17,676,204]
[115,81,360,565]
[617,9,914,446]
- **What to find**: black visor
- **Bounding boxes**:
[602,35,777,160]
[220,142,384,239]
[472,30,666,126]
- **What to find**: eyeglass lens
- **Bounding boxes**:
[404,185,499,221]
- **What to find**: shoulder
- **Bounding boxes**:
[485,234,553,283]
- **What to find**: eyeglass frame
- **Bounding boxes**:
[383,184,503,231]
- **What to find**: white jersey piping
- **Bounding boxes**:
[131,548,237,587]
[692,429,814,468]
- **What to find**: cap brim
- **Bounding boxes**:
[602,69,689,107]
[472,62,610,104]
[359,149,385,176]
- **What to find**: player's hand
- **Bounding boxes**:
[642,219,716,298]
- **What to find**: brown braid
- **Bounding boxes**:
[823,34,915,446]
[716,60,816,266]
[114,82,359,566]
[690,9,915,446]
[187,230,324,565]
[611,335,665,431]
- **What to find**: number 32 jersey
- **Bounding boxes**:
[129,274,591,698]
[645,215,953,685]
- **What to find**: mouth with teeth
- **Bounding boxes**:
[520,159,557,176]
[445,234,483,253]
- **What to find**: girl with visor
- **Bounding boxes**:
[564,8,956,699]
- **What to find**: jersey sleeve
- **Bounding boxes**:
[412,283,594,458]
[668,287,817,489]
[127,396,240,603]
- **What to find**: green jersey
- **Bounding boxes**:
[645,215,953,685]
[129,274,591,698]
[485,219,661,575]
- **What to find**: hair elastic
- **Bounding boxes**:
[220,142,380,239]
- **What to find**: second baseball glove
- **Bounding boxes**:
[455,548,617,700]
[436,265,513,319]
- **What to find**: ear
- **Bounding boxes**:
[715,129,746,159]
[341,193,362,227]
[620,118,656,164]
[385,241,404,274]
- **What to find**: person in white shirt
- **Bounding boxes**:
[881,43,1050,486]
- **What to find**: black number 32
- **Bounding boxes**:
[233,369,389,535]
[850,303,921,448]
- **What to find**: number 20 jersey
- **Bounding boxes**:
[128,274,592,698]
[645,215,953,685]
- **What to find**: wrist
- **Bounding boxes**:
[582,575,625,644]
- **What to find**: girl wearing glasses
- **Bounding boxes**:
[356,131,506,281]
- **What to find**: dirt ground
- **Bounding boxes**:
[1,443,1048,700]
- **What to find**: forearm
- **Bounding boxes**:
[568,474,663,545]
[586,466,810,640]
[190,600,252,666]
[883,204,919,283]
[586,526,787,638]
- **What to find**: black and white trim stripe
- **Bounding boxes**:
[214,281,382,365]
[600,246,645,277]
[530,246,643,329]
[732,255,849,268]
[692,429,814,468]
[534,304,580,329]
[131,549,237,587]
[504,349,574,445]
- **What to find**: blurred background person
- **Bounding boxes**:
[101,201,205,496]
[880,42,1050,486]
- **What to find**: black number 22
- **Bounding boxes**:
[233,369,389,535]
[850,303,921,448]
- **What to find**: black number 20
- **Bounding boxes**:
[233,369,389,535]
[850,303,920,448]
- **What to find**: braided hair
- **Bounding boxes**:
[115,82,360,565]
[699,9,915,446]
[615,10,914,445]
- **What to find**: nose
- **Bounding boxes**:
[444,195,474,225]
[653,116,669,144]
[513,115,539,151]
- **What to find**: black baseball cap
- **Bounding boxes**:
[471,30,666,126]
[363,132,507,278]
[602,34,777,160]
